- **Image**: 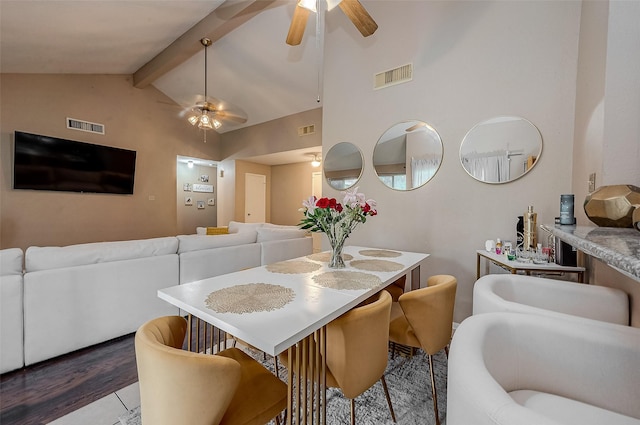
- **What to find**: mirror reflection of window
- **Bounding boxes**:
[373,120,443,191]
[460,116,542,184]
[324,142,364,191]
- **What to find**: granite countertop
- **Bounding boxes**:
[541,224,640,282]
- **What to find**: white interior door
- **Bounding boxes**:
[245,173,266,223]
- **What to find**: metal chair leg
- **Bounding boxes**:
[428,354,440,425]
[380,375,397,422]
[350,398,356,425]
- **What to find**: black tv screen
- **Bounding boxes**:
[13,131,136,194]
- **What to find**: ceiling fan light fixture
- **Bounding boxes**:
[188,115,199,126]
[213,119,222,130]
[309,153,322,167]
[198,111,213,130]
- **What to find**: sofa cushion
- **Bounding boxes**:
[510,390,640,425]
[256,227,307,243]
[207,227,229,235]
[196,226,229,235]
[177,232,257,254]
[0,248,23,275]
[228,221,265,234]
[25,237,179,272]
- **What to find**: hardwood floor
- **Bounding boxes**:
[0,334,138,425]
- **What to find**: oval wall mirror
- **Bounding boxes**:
[373,120,443,191]
[459,116,542,184]
[323,142,364,190]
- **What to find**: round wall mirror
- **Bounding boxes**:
[459,116,542,184]
[373,120,443,191]
[323,142,364,190]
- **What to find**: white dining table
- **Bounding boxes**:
[157,245,429,425]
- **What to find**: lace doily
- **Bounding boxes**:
[359,249,402,258]
[350,259,404,272]
[266,260,322,274]
[312,271,382,290]
[205,283,295,314]
[307,251,354,262]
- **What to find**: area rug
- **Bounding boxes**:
[119,347,448,425]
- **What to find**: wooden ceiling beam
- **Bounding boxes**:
[133,0,280,88]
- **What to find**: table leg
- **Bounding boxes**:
[287,327,326,425]
[185,314,228,354]
[411,265,421,290]
[476,254,481,279]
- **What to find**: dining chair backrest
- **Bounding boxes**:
[398,275,457,355]
[135,315,241,425]
[326,289,392,399]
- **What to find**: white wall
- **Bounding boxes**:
[572,0,640,226]
[322,1,582,321]
[601,0,640,186]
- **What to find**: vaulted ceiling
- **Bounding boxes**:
[0,0,336,133]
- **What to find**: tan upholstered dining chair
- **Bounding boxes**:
[280,289,396,425]
[135,315,287,425]
[388,275,457,425]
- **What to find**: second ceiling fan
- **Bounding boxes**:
[286,0,378,46]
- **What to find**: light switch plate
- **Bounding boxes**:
[588,173,596,192]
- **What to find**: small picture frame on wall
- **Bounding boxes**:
[207,198,215,206]
[197,200,205,209]
[183,183,192,192]
[200,175,209,183]
[185,196,193,206]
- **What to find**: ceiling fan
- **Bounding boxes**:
[286,0,378,46]
[185,38,248,134]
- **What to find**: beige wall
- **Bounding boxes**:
[0,74,219,251]
[176,162,218,235]
[271,162,317,226]
[220,108,322,160]
[217,107,322,226]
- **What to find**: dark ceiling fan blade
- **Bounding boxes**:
[286,4,311,46]
[338,0,378,37]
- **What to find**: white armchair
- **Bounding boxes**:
[447,312,640,425]
[473,274,629,325]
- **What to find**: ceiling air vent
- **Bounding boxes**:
[66,117,105,135]
[298,124,315,136]
[374,63,413,90]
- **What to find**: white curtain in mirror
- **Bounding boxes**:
[462,150,510,183]
[411,155,441,186]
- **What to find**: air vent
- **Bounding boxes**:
[66,117,105,135]
[374,63,413,90]
[298,124,315,136]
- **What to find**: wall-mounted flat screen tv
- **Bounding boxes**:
[13,131,136,195]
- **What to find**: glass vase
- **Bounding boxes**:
[328,237,346,269]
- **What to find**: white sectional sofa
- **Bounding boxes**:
[1,248,24,374]
[23,237,181,366]
[2,222,312,373]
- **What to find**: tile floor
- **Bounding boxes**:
[47,382,139,425]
